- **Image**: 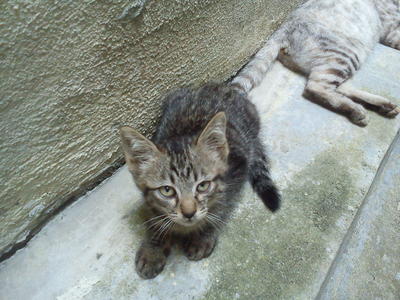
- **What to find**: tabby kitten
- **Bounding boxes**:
[231,0,400,126]
[120,83,279,279]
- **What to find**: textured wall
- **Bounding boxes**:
[0,0,301,257]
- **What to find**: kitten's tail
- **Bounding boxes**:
[230,29,287,94]
[249,141,280,212]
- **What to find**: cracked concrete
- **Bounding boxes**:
[0,44,399,299]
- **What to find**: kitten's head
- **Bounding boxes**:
[120,112,229,228]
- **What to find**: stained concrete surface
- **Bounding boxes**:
[0,0,302,256]
[317,131,400,300]
[0,44,399,299]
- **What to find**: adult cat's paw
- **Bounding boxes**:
[378,103,400,118]
[135,245,167,279]
[349,107,369,127]
[184,234,218,261]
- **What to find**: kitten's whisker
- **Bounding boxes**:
[208,217,225,226]
[199,220,207,233]
[147,217,168,230]
[162,219,174,239]
[207,212,226,223]
[142,214,167,225]
[154,218,173,240]
[206,220,221,233]
[206,217,224,233]
[161,222,174,241]
[206,213,226,225]
[152,218,170,238]
[206,215,222,232]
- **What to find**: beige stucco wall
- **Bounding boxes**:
[0,0,301,257]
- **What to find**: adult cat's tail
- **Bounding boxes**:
[249,141,280,212]
[230,29,287,94]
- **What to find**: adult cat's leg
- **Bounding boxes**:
[304,69,368,126]
[338,84,400,118]
[135,233,171,279]
[183,225,218,261]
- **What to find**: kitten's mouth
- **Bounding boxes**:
[174,218,202,227]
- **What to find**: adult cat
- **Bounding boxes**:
[231,0,400,126]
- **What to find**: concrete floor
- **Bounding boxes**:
[317,131,400,300]
[0,44,399,300]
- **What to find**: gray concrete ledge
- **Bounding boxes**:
[317,131,400,300]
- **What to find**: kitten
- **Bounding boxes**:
[120,83,279,279]
[231,0,400,126]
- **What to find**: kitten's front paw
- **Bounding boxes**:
[135,245,167,279]
[184,234,217,261]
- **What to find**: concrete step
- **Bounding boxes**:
[317,131,400,300]
[1,44,399,300]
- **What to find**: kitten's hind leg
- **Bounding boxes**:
[304,70,368,126]
[338,84,400,118]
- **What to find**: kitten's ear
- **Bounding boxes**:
[196,112,229,161]
[119,126,160,174]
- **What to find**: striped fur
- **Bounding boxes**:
[120,83,280,279]
[231,0,400,126]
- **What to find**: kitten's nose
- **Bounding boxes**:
[180,200,196,219]
[182,211,195,219]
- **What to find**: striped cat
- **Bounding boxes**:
[120,83,279,279]
[231,0,400,126]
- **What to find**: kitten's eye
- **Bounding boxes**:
[159,186,176,197]
[197,181,211,193]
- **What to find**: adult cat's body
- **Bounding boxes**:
[120,83,279,279]
[231,0,400,126]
